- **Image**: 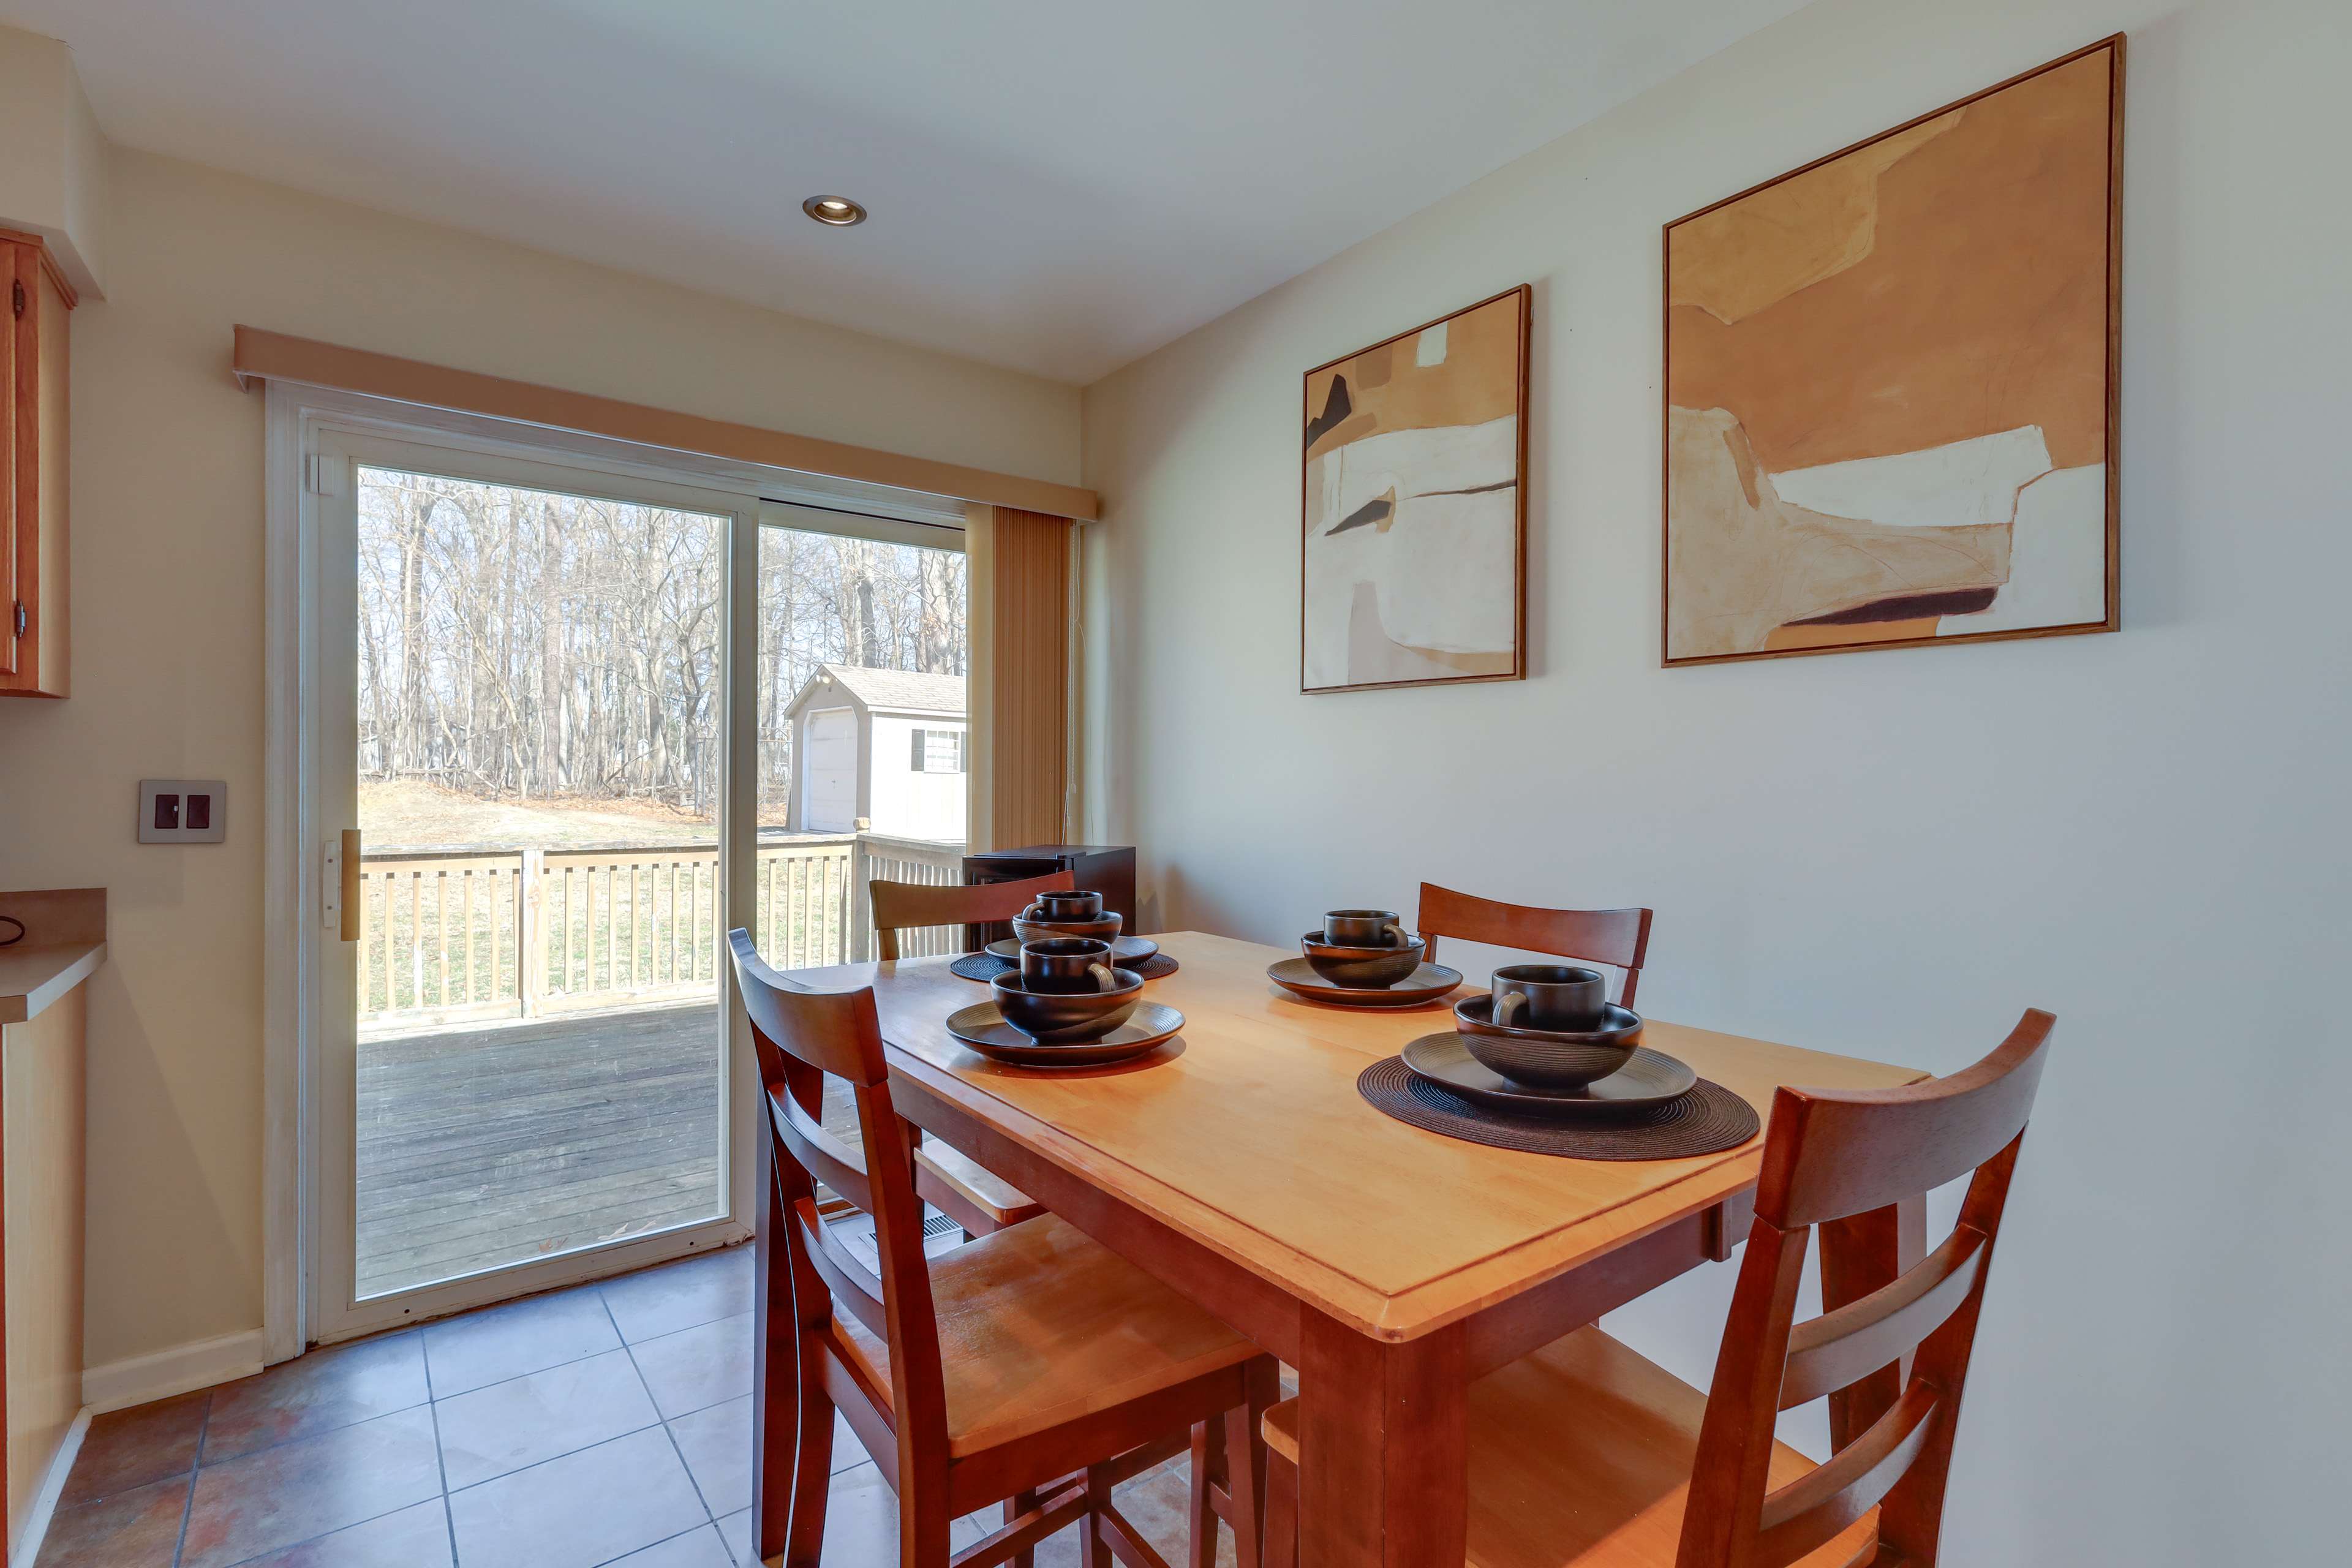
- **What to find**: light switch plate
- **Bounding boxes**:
[139,779,228,844]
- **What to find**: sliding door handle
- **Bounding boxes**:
[339,829,362,942]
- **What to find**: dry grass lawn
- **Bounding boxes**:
[358,778,786,851]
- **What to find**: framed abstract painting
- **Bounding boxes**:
[1302,285,1529,693]
[1662,36,2124,666]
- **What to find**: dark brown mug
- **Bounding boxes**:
[1032,889,1106,921]
[1019,937,1117,993]
[1323,909,1406,948]
[1490,964,1609,1031]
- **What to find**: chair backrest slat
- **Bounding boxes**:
[1675,1009,2054,1568]
[733,934,887,1086]
[1754,1383,1940,1562]
[1415,883,1654,1005]
[1758,1010,2052,1229]
[796,1202,889,1337]
[1777,1226,1986,1411]
[772,1091,875,1215]
[871,870,1076,960]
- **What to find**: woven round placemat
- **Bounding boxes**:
[949,951,1180,984]
[1355,1055,1759,1160]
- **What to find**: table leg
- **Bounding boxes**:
[1295,1311,1468,1568]
[1817,1191,1928,1449]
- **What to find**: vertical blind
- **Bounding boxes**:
[970,507,1071,851]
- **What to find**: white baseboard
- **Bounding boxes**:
[82,1328,268,1414]
[12,1406,91,1565]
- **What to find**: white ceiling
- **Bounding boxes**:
[5,0,1807,383]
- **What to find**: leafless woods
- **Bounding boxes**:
[356,466,967,819]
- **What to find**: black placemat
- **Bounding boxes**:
[950,951,1180,984]
[1355,1055,1760,1160]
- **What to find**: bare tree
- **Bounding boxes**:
[356,469,967,827]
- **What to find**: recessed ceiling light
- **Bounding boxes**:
[802,195,867,227]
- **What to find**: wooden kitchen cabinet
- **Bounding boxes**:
[0,232,72,699]
[0,889,101,1561]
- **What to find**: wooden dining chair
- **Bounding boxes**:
[731,929,1281,1568]
[1257,1008,2055,1568]
[1417,882,1654,1005]
[870,869,1076,962]
[869,870,1076,1237]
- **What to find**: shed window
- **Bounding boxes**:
[911,728,967,774]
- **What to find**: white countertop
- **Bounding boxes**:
[0,941,107,1025]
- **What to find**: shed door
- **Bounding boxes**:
[802,707,858,831]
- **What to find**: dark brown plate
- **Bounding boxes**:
[1398,1034,1697,1116]
[1265,956,1463,1008]
[945,1001,1185,1066]
[987,935,1161,966]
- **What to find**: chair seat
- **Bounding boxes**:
[839,1213,1260,1458]
[1264,1327,1879,1568]
[913,1141,1046,1229]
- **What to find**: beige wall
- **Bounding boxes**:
[0,26,107,294]
[1079,0,2349,1561]
[0,145,1080,1373]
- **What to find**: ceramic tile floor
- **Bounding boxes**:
[39,1237,1233,1568]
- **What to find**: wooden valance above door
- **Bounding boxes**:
[229,326,1099,521]
[233,326,1091,863]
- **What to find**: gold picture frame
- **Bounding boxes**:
[1302,285,1531,693]
[1662,37,2124,666]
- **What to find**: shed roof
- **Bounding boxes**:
[783,663,967,721]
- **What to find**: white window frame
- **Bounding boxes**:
[911,728,968,774]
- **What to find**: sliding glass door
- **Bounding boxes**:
[312,432,759,1340]
[302,430,974,1343]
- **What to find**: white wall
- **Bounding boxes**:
[869,715,969,843]
[1078,0,2349,1560]
[0,145,1080,1376]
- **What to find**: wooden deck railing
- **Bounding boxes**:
[850,832,974,962]
[358,832,966,1031]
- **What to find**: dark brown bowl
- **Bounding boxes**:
[1013,910,1125,944]
[1300,932,1427,988]
[1453,997,1643,1089]
[990,968,1144,1041]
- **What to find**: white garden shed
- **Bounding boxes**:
[780,664,968,841]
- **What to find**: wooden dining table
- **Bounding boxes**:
[780,930,1926,1568]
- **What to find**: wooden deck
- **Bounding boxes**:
[356,1001,728,1298]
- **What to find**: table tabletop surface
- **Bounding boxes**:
[788,931,1923,1341]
